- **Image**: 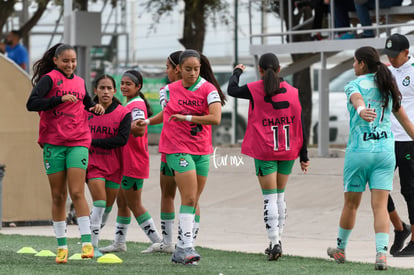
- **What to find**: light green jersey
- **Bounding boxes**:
[345,73,394,153]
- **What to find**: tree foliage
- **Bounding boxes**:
[141,0,230,52]
[0,0,51,39]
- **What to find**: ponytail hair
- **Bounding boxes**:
[123,70,153,117]
[92,74,121,105]
[259,53,281,98]
[354,46,401,112]
[199,54,226,106]
[31,43,76,86]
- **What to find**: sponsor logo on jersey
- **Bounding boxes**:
[53,109,75,118]
[262,116,295,126]
[363,131,388,141]
[178,99,204,107]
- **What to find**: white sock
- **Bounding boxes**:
[77,216,91,245]
[139,218,162,243]
[90,206,105,247]
[277,192,287,240]
[161,219,174,245]
[177,213,194,249]
[264,193,279,244]
[192,220,200,243]
[53,221,67,249]
[114,222,129,244]
[101,211,110,229]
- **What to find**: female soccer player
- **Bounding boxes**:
[100,70,162,253]
[26,43,104,263]
[141,51,225,254]
[227,53,310,261]
[86,74,131,256]
[158,49,226,264]
[327,46,414,270]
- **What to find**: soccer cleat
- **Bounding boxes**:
[94,247,103,258]
[171,247,200,265]
[327,247,346,264]
[390,222,411,255]
[55,248,68,264]
[81,244,94,259]
[394,241,414,257]
[267,242,282,261]
[375,252,387,270]
[141,242,175,253]
[99,242,127,253]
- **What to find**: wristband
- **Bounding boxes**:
[144,119,150,125]
[186,115,192,122]
[356,106,365,116]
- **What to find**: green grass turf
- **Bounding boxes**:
[0,234,412,274]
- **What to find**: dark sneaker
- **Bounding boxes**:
[394,241,414,257]
[375,252,387,270]
[264,243,271,255]
[267,242,282,261]
[171,247,200,265]
[390,222,411,255]
[327,247,345,264]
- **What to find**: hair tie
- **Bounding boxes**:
[376,61,382,66]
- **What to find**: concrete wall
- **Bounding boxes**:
[0,55,51,222]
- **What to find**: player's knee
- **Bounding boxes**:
[52,193,66,206]
[69,191,84,203]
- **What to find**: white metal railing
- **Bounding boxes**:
[249,0,414,44]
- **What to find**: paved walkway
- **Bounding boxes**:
[1,147,414,269]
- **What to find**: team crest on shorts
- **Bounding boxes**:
[403,76,410,86]
[179,158,189,167]
[45,160,50,170]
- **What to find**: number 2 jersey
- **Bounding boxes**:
[159,77,221,155]
[243,80,304,161]
[345,73,394,153]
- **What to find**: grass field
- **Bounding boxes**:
[0,234,412,275]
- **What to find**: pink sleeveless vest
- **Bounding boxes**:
[87,104,129,184]
[38,69,91,148]
[123,98,149,179]
[242,80,303,160]
[159,80,215,155]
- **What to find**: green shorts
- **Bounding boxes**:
[166,153,210,177]
[121,176,144,190]
[254,159,295,176]
[89,178,120,189]
[160,161,174,177]
[43,144,88,175]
